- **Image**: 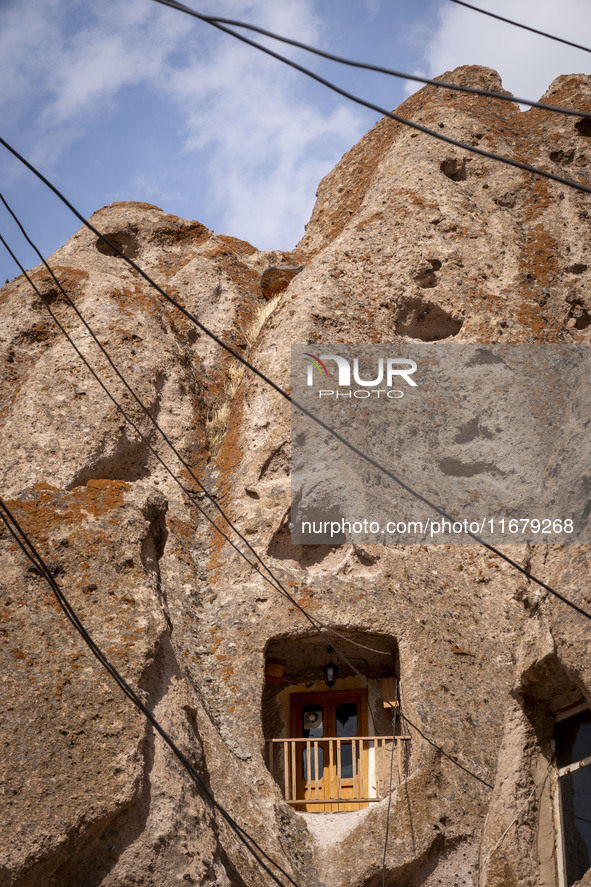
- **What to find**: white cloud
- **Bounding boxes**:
[155,1,361,246]
[0,0,190,164]
[0,1,56,118]
[421,0,591,101]
[0,0,363,249]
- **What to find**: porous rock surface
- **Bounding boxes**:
[0,66,590,887]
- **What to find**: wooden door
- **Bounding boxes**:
[290,689,368,812]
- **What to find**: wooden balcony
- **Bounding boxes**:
[265,735,411,812]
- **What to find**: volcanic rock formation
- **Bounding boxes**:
[0,66,590,887]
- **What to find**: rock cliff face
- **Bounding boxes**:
[0,66,590,887]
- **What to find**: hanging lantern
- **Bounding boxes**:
[323,646,339,689]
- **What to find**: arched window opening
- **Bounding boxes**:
[262,632,409,812]
[518,655,590,887]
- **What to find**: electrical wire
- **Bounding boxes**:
[0,226,496,791]
[382,713,397,887]
[0,1,569,847]
[2,231,406,723]
[398,710,492,789]
[1,211,396,670]
[0,507,491,887]
[0,248,493,792]
[478,762,553,873]
[0,198,416,669]
[0,498,300,887]
[2,7,588,795]
[0,236,412,879]
[0,200,395,668]
[447,0,591,54]
[2,142,585,799]
[1,138,588,625]
[0,212,402,668]
[0,232,299,605]
[150,1,591,121]
[152,0,591,196]
[2,262,498,797]
[0,194,305,608]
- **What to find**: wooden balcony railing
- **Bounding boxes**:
[265,736,411,810]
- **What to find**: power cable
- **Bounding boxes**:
[0,171,584,801]
[0,5,558,822]
[0,203,414,676]
[0,498,300,887]
[3,24,588,790]
[1,221,495,792]
[0,211,398,665]
[382,714,397,887]
[397,710,492,789]
[0,139,588,624]
[0,194,302,606]
[3,227,392,677]
[447,0,591,54]
[2,261,496,795]
[3,232,402,701]
[0,231,299,607]
[1,491,493,887]
[151,0,591,196]
[151,2,591,120]
[0,261,494,792]
[478,761,553,873]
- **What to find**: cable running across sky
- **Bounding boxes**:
[447,0,591,54]
[0,206,401,662]
[150,0,591,120]
[0,228,399,680]
[152,0,591,196]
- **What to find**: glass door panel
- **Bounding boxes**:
[336,701,358,779]
[302,705,324,780]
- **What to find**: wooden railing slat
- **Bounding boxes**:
[314,741,319,800]
[291,740,297,803]
[328,739,333,808]
[359,739,365,800]
[283,741,289,801]
[376,739,380,799]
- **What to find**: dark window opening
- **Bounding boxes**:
[556,706,591,886]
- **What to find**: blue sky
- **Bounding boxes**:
[1,0,590,285]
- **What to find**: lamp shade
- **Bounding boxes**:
[323,648,339,689]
